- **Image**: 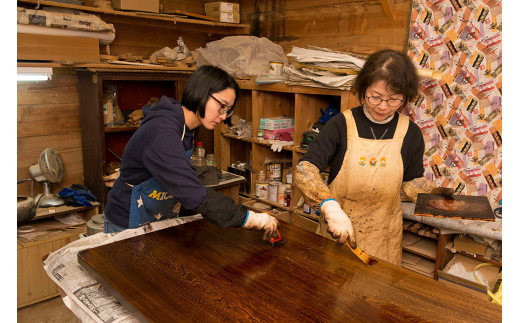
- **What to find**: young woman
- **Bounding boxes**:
[294,49,451,265]
[104,65,279,241]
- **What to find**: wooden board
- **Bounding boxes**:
[414,193,495,221]
[17,33,100,62]
[77,219,501,322]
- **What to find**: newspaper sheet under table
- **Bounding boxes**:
[43,214,203,323]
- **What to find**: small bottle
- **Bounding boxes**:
[195,141,205,158]
[284,184,292,207]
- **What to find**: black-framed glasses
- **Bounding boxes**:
[209,94,234,117]
[366,95,404,107]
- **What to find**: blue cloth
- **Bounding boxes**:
[318,104,340,124]
[58,187,97,207]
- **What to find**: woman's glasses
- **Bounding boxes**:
[209,94,234,117]
[365,95,404,107]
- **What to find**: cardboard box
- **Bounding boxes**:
[264,128,294,140]
[205,2,240,13]
[454,235,487,256]
[260,117,295,130]
[112,0,159,13]
[437,254,500,301]
[205,11,240,23]
[17,33,100,62]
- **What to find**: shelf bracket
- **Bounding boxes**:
[380,0,397,22]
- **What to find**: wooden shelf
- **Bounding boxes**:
[104,126,139,133]
[235,79,346,96]
[18,0,250,31]
[292,208,320,221]
[17,61,198,73]
[30,202,101,222]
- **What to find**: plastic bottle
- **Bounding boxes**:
[284,184,292,207]
[195,141,205,159]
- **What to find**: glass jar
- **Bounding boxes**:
[206,154,218,168]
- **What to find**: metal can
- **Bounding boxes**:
[277,183,286,205]
[255,182,269,200]
[269,61,283,75]
[267,162,282,181]
[268,181,279,202]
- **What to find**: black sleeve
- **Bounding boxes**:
[195,188,247,228]
[402,120,426,182]
[299,113,346,172]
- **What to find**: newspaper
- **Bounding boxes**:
[43,215,203,323]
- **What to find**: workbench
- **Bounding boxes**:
[44,215,501,322]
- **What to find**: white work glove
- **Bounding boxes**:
[320,199,357,248]
[242,211,279,241]
[269,140,294,152]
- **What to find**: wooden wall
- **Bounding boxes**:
[17,69,84,197]
[241,0,412,54]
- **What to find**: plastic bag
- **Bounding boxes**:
[194,36,288,79]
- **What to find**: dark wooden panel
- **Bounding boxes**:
[415,193,495,221]
[78,219,501,322]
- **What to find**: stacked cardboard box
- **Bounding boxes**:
[259,117,294,140]
[205,2,240,23]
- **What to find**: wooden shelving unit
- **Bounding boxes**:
[215,82,359,232]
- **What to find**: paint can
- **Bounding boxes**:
[255,182,269,200]
[277,183,286,205]
[268,61,283,75]
[267,162,282,181]
[268,181,279,202]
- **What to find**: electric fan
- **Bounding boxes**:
[28,148,65,207]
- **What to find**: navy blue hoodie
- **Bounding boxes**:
[104,96,247,228]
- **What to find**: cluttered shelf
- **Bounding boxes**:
[31,202,101,222]
[222,133,309,154]
[17,0,250,30]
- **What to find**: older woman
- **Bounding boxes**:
[294,49,450,265]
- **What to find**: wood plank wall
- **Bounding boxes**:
[241,0,412,55]
[17,69,84,197]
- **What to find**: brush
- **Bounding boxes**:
[269,229,285,247]
[345,243,378,266]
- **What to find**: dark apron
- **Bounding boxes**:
[127,177,181,229]
[127,126,193,228]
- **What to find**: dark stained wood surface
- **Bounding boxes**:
[415,193,495,221]
[78,220,501,322]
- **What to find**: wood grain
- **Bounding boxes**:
[78,219,501,322]
[415,193,495,221]
[242,0,411,54]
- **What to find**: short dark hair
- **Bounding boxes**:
[353,49,418,109]
[181,65,240,121]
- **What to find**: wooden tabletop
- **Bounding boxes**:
[78,219,501,322]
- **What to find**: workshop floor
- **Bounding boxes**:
[18,296,77,323]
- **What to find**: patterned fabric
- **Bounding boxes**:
[406,0,502,209]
